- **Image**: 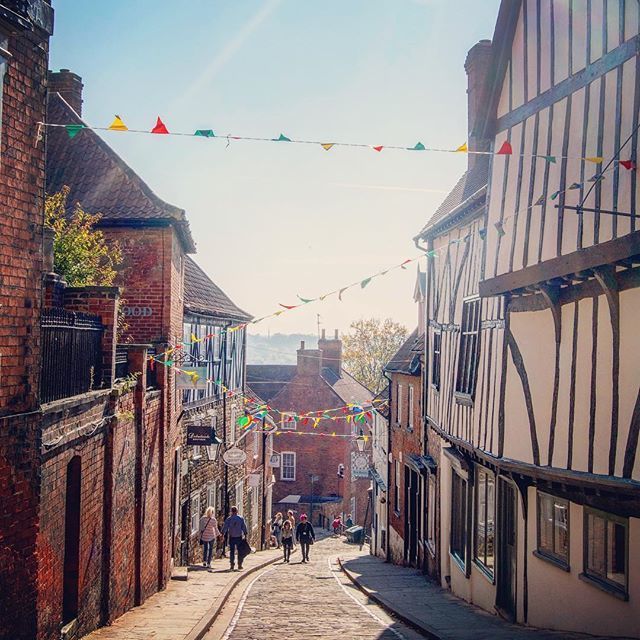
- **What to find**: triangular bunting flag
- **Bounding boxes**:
[478,228,487,240]
[497,140,513,155]
[494,221,506,237]
[426,249,438,258]
[534,194,546,206]
[108,115,128,131]
[65,124,84,139]
[550,190,561,200]
[321,143,334,151]
[338,287,348,301]
[279,303,298,309]
[297,295,314,303]
[585,156,603,164]
[619,160,636,170]
[568,182,582,190]
[588,174,604,182]
[410,142,425,151]
[456,142,468,153]
[360,277,372,289]
[543,155,557,163]
[151,116,169,134]
[194,129,215,138]
[400,259,412,269]
[274,133,291,142]
[372,145,384,152]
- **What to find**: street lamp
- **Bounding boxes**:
[209,428,224,461]
[356,429,366,452]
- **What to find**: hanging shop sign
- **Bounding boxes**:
[223,447,247,466]
[269,454,281,468]
[176,366,207,390]
[248,473,261,488]
[186,425,213,446]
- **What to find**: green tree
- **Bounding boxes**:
[342,318,408,394]
[45,186,122,286]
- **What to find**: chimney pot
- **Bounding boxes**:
[48,69,84,117]
[334,329,338,339]
[464,39,492,165]
[321,329,326,339]
[300,340,305,350]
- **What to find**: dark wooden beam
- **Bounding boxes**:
[479,230,640,297]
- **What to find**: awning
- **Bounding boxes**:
[405,454,438,475]
[369,467,387,491]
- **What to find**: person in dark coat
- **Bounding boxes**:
[222,506,248,571]
[295,513,315,563]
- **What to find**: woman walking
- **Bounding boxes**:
[199,506,220,568]
[281,519,294,563]
[272,512,284,549]
[295,514,315,563]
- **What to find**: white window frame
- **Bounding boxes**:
[408,385,414,430]
[251,486,259,529]
[190,492,201,534]
[427,474,436,552]
[206,482,217,513]
[192,445,203,460]
[281,411,297,430]
[235,479,244,515]
[281,451,296,481]
[396,383,402,425]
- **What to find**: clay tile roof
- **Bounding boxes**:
[46,92,196,252]
[322,368,373,406]
[415,154,489,240]
[246,365,297,403]
[384,328,422,375]
[184,255,252,322]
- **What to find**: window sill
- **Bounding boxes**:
[281,478,296,482]
[533,550,569,572]
[450,551,467,577]
[578,573,628,601]
[472,559,495,584]
[454,393,474,407]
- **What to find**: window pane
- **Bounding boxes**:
[587,513,606,577]
[607,520,626,588]
[553,501,569,560]
[538,494,553,554]
[485,474,495,571]
[474,471,486,562]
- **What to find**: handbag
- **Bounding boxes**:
[199,517,212,545]
[238,538,251,560]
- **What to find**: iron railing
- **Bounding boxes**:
[40,308,104,403]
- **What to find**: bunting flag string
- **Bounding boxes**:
[39,118,627,164]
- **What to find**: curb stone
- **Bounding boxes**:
[337,556,442,640]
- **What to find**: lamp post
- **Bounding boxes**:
[356,429,366,452]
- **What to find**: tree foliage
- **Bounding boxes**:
[45,186,122,286]
[342,318,408,394]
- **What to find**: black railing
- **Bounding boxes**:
[41,308,104,403]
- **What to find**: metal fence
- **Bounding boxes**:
[40,308,104,403]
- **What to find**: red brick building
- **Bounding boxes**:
[247,331,373,529]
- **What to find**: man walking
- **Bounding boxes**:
[222,506,248,571]
[295,513,315,563]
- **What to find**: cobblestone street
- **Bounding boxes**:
[207,536,423,640]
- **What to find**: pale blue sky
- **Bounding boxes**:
[50,0,500,337]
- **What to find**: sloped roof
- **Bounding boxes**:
[46,92,195,252]
[384,328,422,376]
[246,365,297,403]
[415,155,489,239]
[184,256,252,322]
[322,368,373,406]
[373,384,390,419]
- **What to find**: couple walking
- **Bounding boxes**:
[199,505,249,571]
[280,512,315,563]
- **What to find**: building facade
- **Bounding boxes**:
[417,3,640,637]
[369,385,389,559]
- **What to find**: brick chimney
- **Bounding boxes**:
[319,329,342,379]
[464,39,492,168]
[297,340,322,377]
[48,69,83,116]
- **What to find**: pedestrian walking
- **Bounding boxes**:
[272,512,283,548]
[287,509,296,548]
[345,513,354,528]
[295,513,315,563]
[199,506,220,568]
[332,514,342,536]
[281,519,294,563]
[222,506,248,571]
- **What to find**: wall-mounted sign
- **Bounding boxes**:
[223,447,247,466]
[176,366,207,390]
[123,305,153,317]
[186,425,213,446]
[248,473,261,488]
[269,454,280,468]
[351,452,370,480]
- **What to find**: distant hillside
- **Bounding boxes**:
[247,333,318,364]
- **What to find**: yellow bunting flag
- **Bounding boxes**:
[108,115,128,131]
[321,143,334,151]
[456,142,468,152]
[191,333,199,343]
[586,156,604,164]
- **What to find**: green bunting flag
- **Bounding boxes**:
[65,124,84,139]
[297,295,314,303]
[568,182,582,190]
[494,221,506,237]
[194,129,215,137]
[543,156,557,163]
[410,142,426,151]
[360,277,372,289]
[478,228,487,240]
[534,194,546,206]
[274,133,291,142]
[426,250,438,258]
[550,190,561,200]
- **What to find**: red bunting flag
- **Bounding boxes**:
[279,303,298,309]
[151,117,169,134]
[372,146,383,152]
[400,259,412,269]
[497,140,513,155]
[619,160,636,171]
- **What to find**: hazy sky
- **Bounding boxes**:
[49,0,500,341]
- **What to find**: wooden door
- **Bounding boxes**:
[497,478,517,620]
[404,468,419,566]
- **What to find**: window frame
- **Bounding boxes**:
[407,385,414,431]
[450,470,469,574]
[281,411,297,430]
[432,330,442,391]
[455,296,482,399]
[535,491,570,570]
[206,482,217,513]
[190,492,201,534]
[394,460,401,515]
[426,473,436,554]
[396,383,403,425]
[281,451,296,481]
[473,466,495,580]
[581,507,628,599]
